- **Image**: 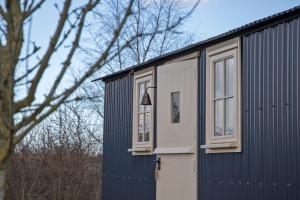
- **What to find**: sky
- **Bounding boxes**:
[29,0,300,70]
[18,0,300,102]
[184,0,300,41]
[29,0,300,61]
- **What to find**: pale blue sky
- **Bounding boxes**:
[22,0,300,101]
[185,0,300,40]
[31,0,300,71]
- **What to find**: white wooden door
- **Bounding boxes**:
[155,57,198,200]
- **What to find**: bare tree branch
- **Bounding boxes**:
[14,0,134,145]
[24,0,46,19]
[0,1,199,197]
[14,0,100,132]
[0,7,6,21]
[15,0,72,112]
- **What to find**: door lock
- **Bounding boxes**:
[154,157,161,170]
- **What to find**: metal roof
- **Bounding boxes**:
[96,5,300,82]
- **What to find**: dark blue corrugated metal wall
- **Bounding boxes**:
[199,16,300,200]
[102,75,156,200]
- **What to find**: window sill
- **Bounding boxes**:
[200,142,237,149]
[127,147,152,155]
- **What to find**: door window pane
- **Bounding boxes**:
[225,98,235,136]
[214,61,224,98]
[225,57,235,96]
[214,100,223,136]
[144,113,150,141]
[171,92,180,123]
[138,114,144,142]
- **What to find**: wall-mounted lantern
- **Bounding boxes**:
[141,86,157,105]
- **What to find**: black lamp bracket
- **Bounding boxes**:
[145,86,157,93]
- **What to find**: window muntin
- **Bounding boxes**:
[137,80,151,143]
[171,92,180,123]
[213,57,235,138]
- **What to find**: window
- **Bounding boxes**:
[202,38,241,153]
[171,92,180,123]
[214,57,235,137]
[138,81,151,142]
[130,68,154,155]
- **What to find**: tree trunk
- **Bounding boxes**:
[0,1,22,199]
[0,165,6,200]
[0,70,14,200]
[0,128,11,200]
[0,86,13,200]
[0,96,13,193]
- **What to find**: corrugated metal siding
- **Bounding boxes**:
[199,17,300,200]
[102,75,156,200]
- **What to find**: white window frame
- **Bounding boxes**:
[130,67,155,155]
[202,37,242,153]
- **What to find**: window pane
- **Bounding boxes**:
[144,113,150,141]
[139,83,145,112]
[145,81,151,112]
[225,98,235,136]
[214,61,224,98]
[214,100,223,136]
[138,114,144,142]
[171,92,180,123]
[225,57,235,96]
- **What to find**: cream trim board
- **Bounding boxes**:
[134,67,154,78]
[128,146,152,152]
[207,38,239,57]
[200,142,237,149]
[132,67,155,156]
[205,37,242,153]
[153,146,195,154]
[164,52,200,64]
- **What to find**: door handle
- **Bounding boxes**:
[154,157,161,170]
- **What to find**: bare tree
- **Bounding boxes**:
[81,0,198,123]
[7,105,102,200]
[0,0,134,198]
[82,0,197,74]
[0,0,199,198]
